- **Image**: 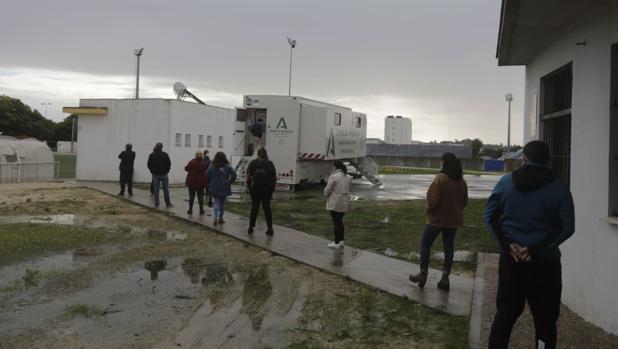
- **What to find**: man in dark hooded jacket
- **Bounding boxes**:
[484,140,574,349]
[118,143,135,196]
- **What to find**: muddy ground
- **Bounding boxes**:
[0,184,467,349]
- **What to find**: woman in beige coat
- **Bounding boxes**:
[324,161,352,249]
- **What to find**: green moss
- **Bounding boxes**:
[0,223,131,266]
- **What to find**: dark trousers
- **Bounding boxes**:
[188,187,204,212]
[419,224,457,273]
[152,175,171,206]
[488,254,562,349]
[329,211,345,243]
[119,171,133,194]
[249,191,273,229]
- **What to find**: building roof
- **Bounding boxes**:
[496,0,617,66]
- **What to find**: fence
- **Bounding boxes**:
[0,162,60,183]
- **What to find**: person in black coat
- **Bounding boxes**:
[118,143,135,196]
[147,142,173,208]
[245,146,277,236]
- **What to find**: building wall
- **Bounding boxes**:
[76,99,235,184]
[522,10,618,334]
[384,116,411,144]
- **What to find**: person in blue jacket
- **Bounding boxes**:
[484,140,575,349]
[205,152,237,226]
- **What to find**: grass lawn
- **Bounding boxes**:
[227,197,498,273]
[380,165,501,176]
[53,153,76,179]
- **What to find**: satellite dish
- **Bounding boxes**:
[172,82,206,105]
[173,82,187,97]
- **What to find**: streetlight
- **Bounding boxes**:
[41,102,52,118]
[287,37,296,96]
[134,48,144,99]
[505,93,513,154]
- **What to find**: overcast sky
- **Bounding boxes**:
[0,0,524,144]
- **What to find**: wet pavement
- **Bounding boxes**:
[82,181,475,316]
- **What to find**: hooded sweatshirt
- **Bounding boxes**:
[483,162,575,259]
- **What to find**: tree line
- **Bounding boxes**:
[0,95,77,148]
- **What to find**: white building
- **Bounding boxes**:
[384,115,411,144]
[67,99,236,184]
[497,0,618,335]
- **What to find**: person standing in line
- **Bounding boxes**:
[484,141,574,349]
[246,147,277,236]
[409,152,468,291]
[250,118,265,152]
[324,161,351,249]
[118,143,135,196]
[147,142,173,208]
[205,152,236,226]
[203,149,213,209]
[185,151,208,215]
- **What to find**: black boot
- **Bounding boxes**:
[437,273,450,291]
[409,272,428,288]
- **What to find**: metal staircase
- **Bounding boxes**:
[348,158,382,186]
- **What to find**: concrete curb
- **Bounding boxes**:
[469,252,488,349]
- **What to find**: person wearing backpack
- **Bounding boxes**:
[205,152,237,226]
[246,147,277,236]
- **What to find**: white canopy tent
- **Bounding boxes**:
[0,136,56,183]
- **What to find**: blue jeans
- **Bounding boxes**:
[212,196,226,220]
[419,224,457,273]
[153,175,171,206]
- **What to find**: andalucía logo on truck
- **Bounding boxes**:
[326,128,336,157]
[276,117,288,130]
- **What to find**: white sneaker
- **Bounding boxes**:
[338,241,345,248]
[327,242,339,249]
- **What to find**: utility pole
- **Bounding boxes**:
[287,37,296,96]
[505,93,513,153]
[134,48,144,99]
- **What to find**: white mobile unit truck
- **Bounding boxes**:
[232,95,380,191]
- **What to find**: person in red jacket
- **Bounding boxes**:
[185,151,208,215]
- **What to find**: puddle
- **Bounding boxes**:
[433,250,473,262]
[0,214,81,225]
[146,229,188,241]
[0,257,310,348]
[384,248,398,257]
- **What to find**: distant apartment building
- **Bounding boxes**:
[384,115,411,144]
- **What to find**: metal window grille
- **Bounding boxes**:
[540,63,572,185]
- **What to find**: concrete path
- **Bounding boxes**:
[81,181,474,316]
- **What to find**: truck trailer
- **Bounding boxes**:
[232,95,380,191]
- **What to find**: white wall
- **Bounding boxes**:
[522,9,618,334]
[167,102,235,183]
[76,99,235,184]
[384,116,411,144]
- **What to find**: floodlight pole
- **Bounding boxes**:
[134,48,144,99]
[505,93,513,153]
[287,38,296,96]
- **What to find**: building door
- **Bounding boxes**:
[540,63,572,185]
[610,43,618,216]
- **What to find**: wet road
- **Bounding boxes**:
[268,174,501,201]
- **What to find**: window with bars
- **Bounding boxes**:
[175,133,182,147]
[198,135,204,147]
[185,134,191,147]
[218,136,224,148]
[610,43,618,217]
[540,63,572,185]
[207,135,212,148]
